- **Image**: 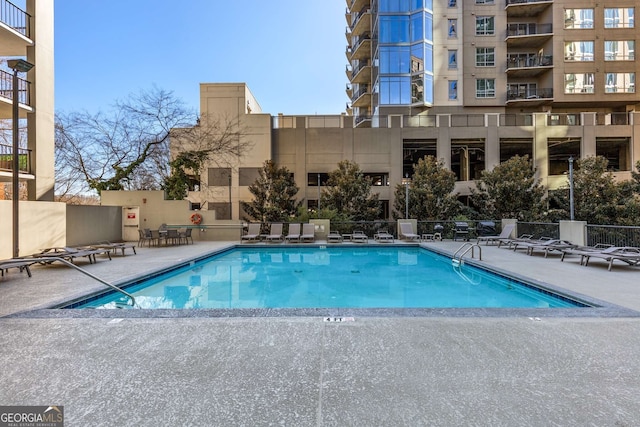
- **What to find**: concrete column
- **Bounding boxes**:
[559,220,587,246]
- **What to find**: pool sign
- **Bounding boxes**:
[0,406,64,426]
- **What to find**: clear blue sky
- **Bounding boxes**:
[54,1,348,116]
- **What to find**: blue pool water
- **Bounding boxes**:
[71,247,583,309]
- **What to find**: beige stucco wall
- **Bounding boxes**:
[100,190,243,241]
[27,0,56,201]
[65,205,122,246]
[0,200,65,258]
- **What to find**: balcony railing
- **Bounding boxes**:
[0,69,32,106]
[507,54,552,68]
[596,112,630,125]
[507,87,553,100]
[0,143,32,174]
[506,23,552,37]
[0,0,31,37]
[506,0,552,5]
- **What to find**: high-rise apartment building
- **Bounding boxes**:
[346,0,638,125]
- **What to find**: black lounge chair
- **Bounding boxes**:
[0,259,35,278]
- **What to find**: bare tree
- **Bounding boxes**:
[55,87,196,198]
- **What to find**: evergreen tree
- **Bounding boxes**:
[240,160,302,222]
[549,156,624,224]
[321,160,381,220]
[470,155,546,221]
[392,156,462,220]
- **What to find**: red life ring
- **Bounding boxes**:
[190,213,203,225]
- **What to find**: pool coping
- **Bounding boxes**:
[6,243,640,319]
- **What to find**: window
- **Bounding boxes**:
[475,79,495,98]
[363,173,390,186]
[507,83,538,100]
[564,9,594,29]
[208,202,231,220]
[475,16,495,35]
[451,141,485,181]
[307,173,329,186]
[448,50,457,69]
[208,168,231,186]
[379,46,411,73]
[239,168,261,186]
[475,47,495,66]
[605,73,635,93]
[604,41,635,61]
[500,139,533,163]
[448,0,456,7]
[379,15,410,43]
[475,0,493,3]
[448,19,457,37]
[596,138,631,171]
[448,80,458,100]
[564,73,594,94]
[547,139,580,175]
[564,41,594,61]
[379,76,412,104]
[605,8,634,28]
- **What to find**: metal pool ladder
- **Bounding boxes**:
[452,242,482,267]
[46,257,137,307]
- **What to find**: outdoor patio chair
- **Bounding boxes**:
[90,241,137,255]
[0,258,35,278]
[300,223,316,242]
[374,229,394,242]
[265,223,284,243]
[241,223,262,243]
[179,228,193,245]
[284,223,301,243]
[352,230,369,243]
[477,224,515,246]
[327,230,344,243]
[513,239,577,257]
[561,246,640,271]
[399,222,419,241]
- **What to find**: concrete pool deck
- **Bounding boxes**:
[1,240,640,425]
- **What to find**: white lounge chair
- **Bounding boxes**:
[374,229,394,242]
[265,223,284,243]
[477,224,515,246]
[352,230,368,243]
[241,223,262,243]
[327,230,343,243]
[300,223,316,242]
[399,223,419,241]
[284,223,301,243]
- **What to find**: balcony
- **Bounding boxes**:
[506,87,553,107]
[351,85,371,107]
[0,143,33,178]
[350,33,371,61]
[505,23,552,48]
[350,61,371,84]
[0,0,32,56]
[506,54,552,77]
[505,0,552,18]
[348,0,370,15]
[350,8,371,37]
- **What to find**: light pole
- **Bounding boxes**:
[568,156,574,221]
[402,173,411,219]
[8,59,34,259]
[317,173,321,211]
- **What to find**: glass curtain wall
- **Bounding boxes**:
[373,0,434,117]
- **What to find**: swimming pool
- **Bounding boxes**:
[69,247,586,310]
